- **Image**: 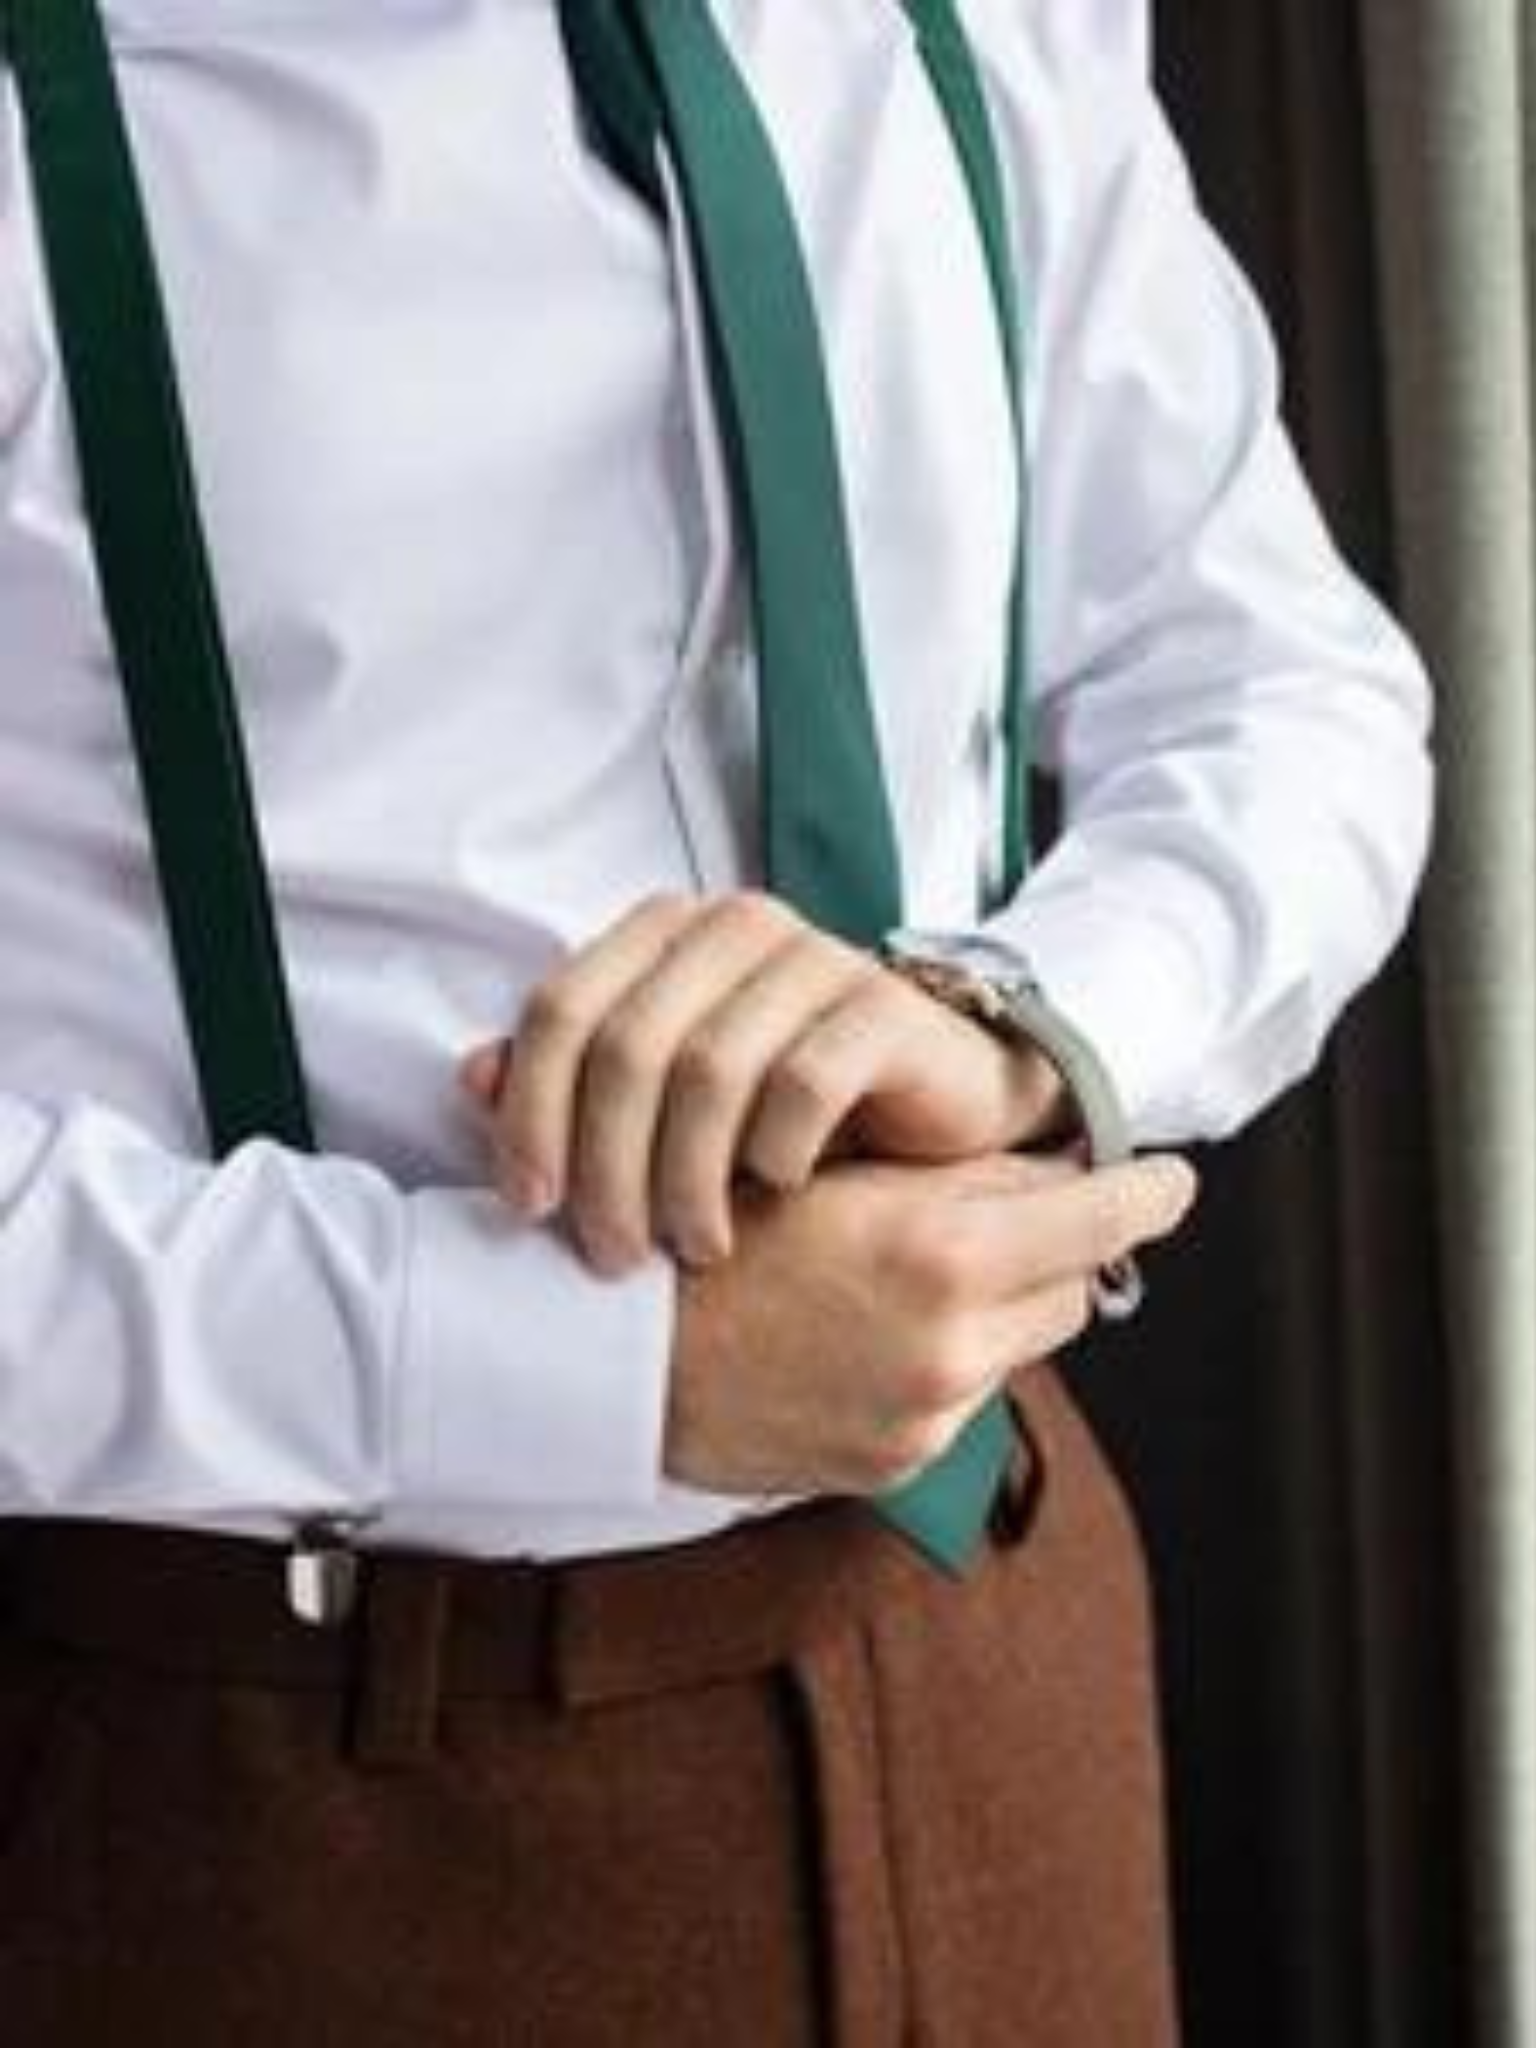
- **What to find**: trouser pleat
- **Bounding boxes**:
[783,1629,908,2047]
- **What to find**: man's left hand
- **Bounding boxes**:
[459,891,1067,1275]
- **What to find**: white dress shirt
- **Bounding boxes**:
[0,0,1434,1558]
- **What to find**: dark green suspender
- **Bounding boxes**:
[3,0,1031,1573]
[0,0,316,1160]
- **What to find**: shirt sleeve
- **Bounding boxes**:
[0,1091,676,1541]
[958,0,1435,1145]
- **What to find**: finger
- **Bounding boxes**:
[653,934,879,1265]
[487,893,698,1217]
[563,893,806,1271]
[904,1275,1096,1445]
[740,977,916,1190]
[972,1273,1097,1376]
[926,1148,1087,1202]
[890,1153,1198,1311]
[995,1153,1199,1294]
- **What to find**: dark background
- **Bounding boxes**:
[1068,9,1468,2044]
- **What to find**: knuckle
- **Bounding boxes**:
[832,1449,883,1496]
[520,981,585,1044]
[773,1047,840,1121]
[639,890,693,924]
[897,1336,971,1416]
[868,958,917,1013]
[588,1016,657,1090]
[877,1413,957,1488]
[864,965,906,1016]
[883,1216,972,1307]
[814,931,876,984]
[841,1435,910,1495]
[927,1239,979,1309]
[671,1034,739,1104]
[719,888,795,938]
[831,1440,886,1493]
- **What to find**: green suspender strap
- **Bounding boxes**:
[0,0,315,1160]
[6,0,1027,1573]
[564,0,1031,1573]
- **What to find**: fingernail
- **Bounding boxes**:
[461,1041,509,1101]
[583,1226,642,1277]
[674,1228,732,1270]
[502,1158,557,1218]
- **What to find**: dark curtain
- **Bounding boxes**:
[1068,9,1470,2043]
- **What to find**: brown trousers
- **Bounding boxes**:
[0,1366,1178,2046]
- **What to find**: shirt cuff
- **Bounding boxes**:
[973,871,1231,1145]
[395,1189,675,1517]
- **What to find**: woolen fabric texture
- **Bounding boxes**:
[0,1365,1177,2046]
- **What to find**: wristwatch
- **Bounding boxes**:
[880,930,1145,1322]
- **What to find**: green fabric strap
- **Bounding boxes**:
[600,0,1018,1574]
[1,0,316,1160]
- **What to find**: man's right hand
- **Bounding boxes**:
[665,1149,1198,1498]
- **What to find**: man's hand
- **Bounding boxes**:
[664,1149,1198,1496]
[459,891,1067,1275]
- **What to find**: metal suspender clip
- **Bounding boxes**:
[286,1517,369,1629]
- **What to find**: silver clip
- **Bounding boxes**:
[285,1518,364,1629]
[1092,1253,1146,1324]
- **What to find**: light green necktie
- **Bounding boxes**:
[575,0,1026,1571]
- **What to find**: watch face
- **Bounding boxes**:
[886,930,1040,994]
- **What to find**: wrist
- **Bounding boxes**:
[997,1036,1076,1151]
[878,929,1146,1321]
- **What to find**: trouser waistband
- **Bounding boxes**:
[0,1391,1040,1764]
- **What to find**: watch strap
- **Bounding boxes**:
[882,932,1146,1321]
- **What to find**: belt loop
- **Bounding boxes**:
[346,1557,453,1771]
